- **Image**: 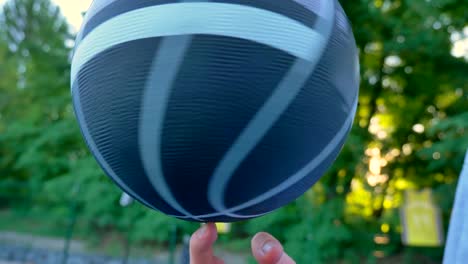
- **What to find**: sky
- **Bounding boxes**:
[53,0,93,32]
[0,0,93,31]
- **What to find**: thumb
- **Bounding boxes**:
[251,232,295,264]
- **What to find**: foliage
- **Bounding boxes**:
[0,0,467,262]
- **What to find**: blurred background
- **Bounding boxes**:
[0,0,467,263]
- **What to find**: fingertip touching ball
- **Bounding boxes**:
[71,0,360,222]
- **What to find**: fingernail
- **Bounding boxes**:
[197,224,207,238]
[262,241,275,254]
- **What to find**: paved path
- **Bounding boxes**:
[0,232,85,253]
[0,244,157,264]
[0,232,246,264]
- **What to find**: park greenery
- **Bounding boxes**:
[0,0,467,263]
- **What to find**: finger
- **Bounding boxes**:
[190,223,219,264]
[251,232,295,264]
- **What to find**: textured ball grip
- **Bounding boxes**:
[72,0,360,222]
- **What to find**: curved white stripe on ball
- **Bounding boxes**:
[75,0,118,44]
[84,0,117,22]
[139,35,201,221]
[168,98,357,220]
[70,2,323,87]
[72,88,159,212]
[211,99,357,217]
[207,59,319,216]
[167,208,272,220]
[208,0,336,218]
[291,0,321,15]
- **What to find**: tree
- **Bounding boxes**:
[247,1,467,262]
[0,0,73,207]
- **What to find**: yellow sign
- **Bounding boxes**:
[400,189,444,247]
[215,222,232,234]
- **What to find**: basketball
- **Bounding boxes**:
[71,0,360,222]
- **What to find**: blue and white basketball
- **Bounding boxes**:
[71,0,360,222]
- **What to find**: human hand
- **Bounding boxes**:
[189,223,295,264]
